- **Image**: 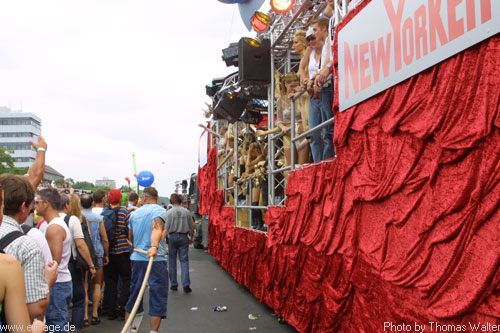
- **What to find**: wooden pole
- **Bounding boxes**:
[120,248,153,333]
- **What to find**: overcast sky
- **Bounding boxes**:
[0,0,256,196]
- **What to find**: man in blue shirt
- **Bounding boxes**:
[125,186,168,333]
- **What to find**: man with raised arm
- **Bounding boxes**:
[125,186,168,333]
[0,175,58,321]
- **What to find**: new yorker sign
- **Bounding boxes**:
[338,0,500,111]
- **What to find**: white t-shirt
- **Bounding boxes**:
[308,49,321,79]
[319,17,335,79]
[328,16,335,46]
[43,217,72,283]
[58,213,84,260]
[25,226,53,266]
[92,207,104,215]
[321,40,330,71]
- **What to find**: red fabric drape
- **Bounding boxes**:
[198,6,500,330]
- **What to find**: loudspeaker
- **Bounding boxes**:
[240,110,263,125]
[213,94,248,123]
[238,38,271,85]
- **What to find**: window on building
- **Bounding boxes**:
[0,142,33,151]
[13,157,35,163]
[0,132,37,138]
[0,117,41,129]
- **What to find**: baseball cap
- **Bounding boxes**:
[305,26,314,40]
[108,189,122,205]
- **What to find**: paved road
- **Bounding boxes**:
[83,246,297,333]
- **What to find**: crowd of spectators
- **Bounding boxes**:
[0,135,189,332]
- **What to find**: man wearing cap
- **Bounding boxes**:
[166,193,195,293]
[102,189,132,320]
[125,186,168,333]
[304,23,326,162]
[313,13,336,160]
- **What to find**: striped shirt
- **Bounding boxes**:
[0,216,49,304]
[111,207,132,255]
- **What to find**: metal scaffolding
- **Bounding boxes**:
[211,0,360,230]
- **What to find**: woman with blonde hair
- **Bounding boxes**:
[80,193,108,326]
[293,29,308,58]
[245,142,266,229]
[294,29,311,154]
[260,72,310,168]
[66,194,96,330]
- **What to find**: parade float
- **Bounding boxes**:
[197,0,500,331]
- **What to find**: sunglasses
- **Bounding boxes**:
[306,36,316,42]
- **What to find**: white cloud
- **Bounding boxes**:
[0,0,253,195]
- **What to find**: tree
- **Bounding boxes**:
[95,185,111,192]
[0,147,27,175]
[119,185,131,192]
[54,179,65,186]
[65,178,75,185]
[74,181,95,191]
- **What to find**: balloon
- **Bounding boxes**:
[137,170,155,187]
[125,177,130,183]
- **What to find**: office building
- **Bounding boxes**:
[0,107,42,168]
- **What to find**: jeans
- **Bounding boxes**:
[68,263,85,329]
[320,84,335,159]
[308,85,335,162]
[308,97,323,162]
[46,281,72,333]
[103,253,131,316]
[168,233,191,288]
[125,261,168,318]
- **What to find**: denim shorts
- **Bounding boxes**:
[125,260,168,318]
[95,257,104,269]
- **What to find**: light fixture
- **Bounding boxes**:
[221,42,239,67]
[244,37,262,48]
[270,0,294,13]
[250,11,271,32]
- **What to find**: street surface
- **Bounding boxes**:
[83,246,297,332]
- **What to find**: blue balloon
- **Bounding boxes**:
[137,170,155,187]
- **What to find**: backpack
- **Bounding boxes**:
[0,226,31,331]
[101,207,120,248]
[64,215,96,271]
[0,230,25,252]
[0,223,35,252]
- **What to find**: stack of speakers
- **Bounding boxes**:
[212,37,271,123]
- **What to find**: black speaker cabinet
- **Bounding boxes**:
[238,38,271,85]
[213,94,248,123]
[240,110,263,125]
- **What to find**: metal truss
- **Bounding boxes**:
[211,0,363,228]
